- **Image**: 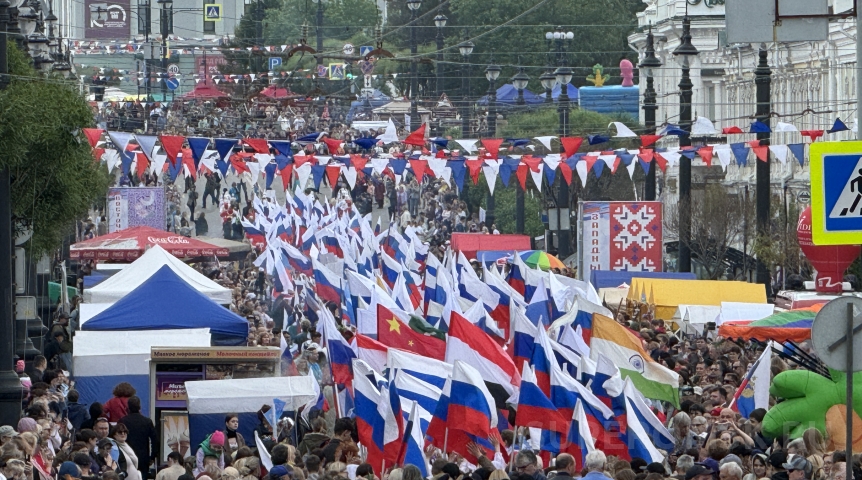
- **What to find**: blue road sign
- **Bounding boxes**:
[810,141,862,245]
[268,57,282,70]
[165,77,179,90]
[360,46,374,57]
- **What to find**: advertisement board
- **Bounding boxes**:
[107,187,166,233]
[580,201,663,278]
[160,411,191,463]
[85,0,130,39]
[155,372,204,409]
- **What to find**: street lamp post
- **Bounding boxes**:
[639,24,662,201]
[485,61,500,137]
[158,0,172,101]
[407,0,421,131]
[754,45,771,295]
[434,13,446,97]
[540,69,554,103]
[313,0,323,67]
[458,38,473,138]
[484,61,501,229]
[512,67,529,106]
[672,16,698,273]
[548,26,574,258]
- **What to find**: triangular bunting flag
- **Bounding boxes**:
[697,146,713,167]
[83,128,104,148]
[768,144,788,164]
[159,135,186,166]
[480,138,504,158]
[215,138,238,161]
[788,143,805,167]
[187,137,211,167]
[560,137,583,159]
[108,131,134,152]
[136,135,159,162]
[404,123,427,146]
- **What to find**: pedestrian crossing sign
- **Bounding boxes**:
[810,141,862,245]
[204,4,221,21]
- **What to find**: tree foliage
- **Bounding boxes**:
[665,185,755,280]
[0,44,111,254]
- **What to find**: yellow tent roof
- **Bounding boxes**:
[626,278,767,319]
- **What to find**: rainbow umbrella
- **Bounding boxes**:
[518,250,566,271]
[718,307,821,343]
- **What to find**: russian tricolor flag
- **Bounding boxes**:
[528,322,555,395]
[353,359,386,470]
[378,382,404,463]
[564,400,596,470]
[284,243,313,276]
[572,294,613,344]
[510,306,538,374]
[524,277,552,326]
[317,306,356,386]
[445,313,521,402]
[241,218,267,248]
[380,252,402,290]
[515,363,569,440]
[506,252,526,296]
[351,333,388,375]
[312,258,344,304]
[437,360,498,439]
[401,401,431,476]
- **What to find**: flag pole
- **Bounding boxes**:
[442,428,449,456]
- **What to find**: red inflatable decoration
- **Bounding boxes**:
[797,206,861,293]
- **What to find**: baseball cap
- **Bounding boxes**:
[304,342,320,352]
[720,455,743,468]
[645,463,666,474]
[58,462,81,479]
[269,465,292,478]
[0,425,17,437]
[783,455,812,473]
[685,465,712,480]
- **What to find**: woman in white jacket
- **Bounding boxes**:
[110,424,142,480]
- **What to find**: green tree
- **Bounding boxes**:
[0,44,111,254]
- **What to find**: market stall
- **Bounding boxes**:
[184,376,318,449]
[628,278,767,320]
[83,245,231,304]
[72,329,211,416]
[82,265,248,346]
[70,226,230,261]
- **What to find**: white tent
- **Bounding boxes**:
[73,328,211,415]
[185,376,319,415]
[718,302,775,326]
[672,304,721,336]
[84,245,231,304]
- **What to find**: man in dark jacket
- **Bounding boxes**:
[67,389,90,431]
[119,396,158,480]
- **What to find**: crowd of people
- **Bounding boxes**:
[92,97,352,140]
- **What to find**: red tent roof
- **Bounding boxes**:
[70,226,229,261]
[260,84,292,99]
[182,84,228,99]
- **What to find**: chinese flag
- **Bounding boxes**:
[376,305,446,360]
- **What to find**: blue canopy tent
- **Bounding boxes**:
[346,89,392,122]
[82,265,248,346]
[478,84,544,106]
[589,270,697,289]
[539,83,579,102]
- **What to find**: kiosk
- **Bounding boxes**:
[148,346,280,462]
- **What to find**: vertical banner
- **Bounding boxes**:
[580,201,663,278]
[107,187,167,233]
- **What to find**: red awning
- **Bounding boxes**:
[70,226,229,261]
[260,84,292,99]
[182,84,228,99]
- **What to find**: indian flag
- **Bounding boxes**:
[590,314,680,407]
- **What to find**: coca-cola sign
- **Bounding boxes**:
[147,236,190,245]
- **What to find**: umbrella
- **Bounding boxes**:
[70,226,230,261]
[518,250,565,271]
[718,306,822,343]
